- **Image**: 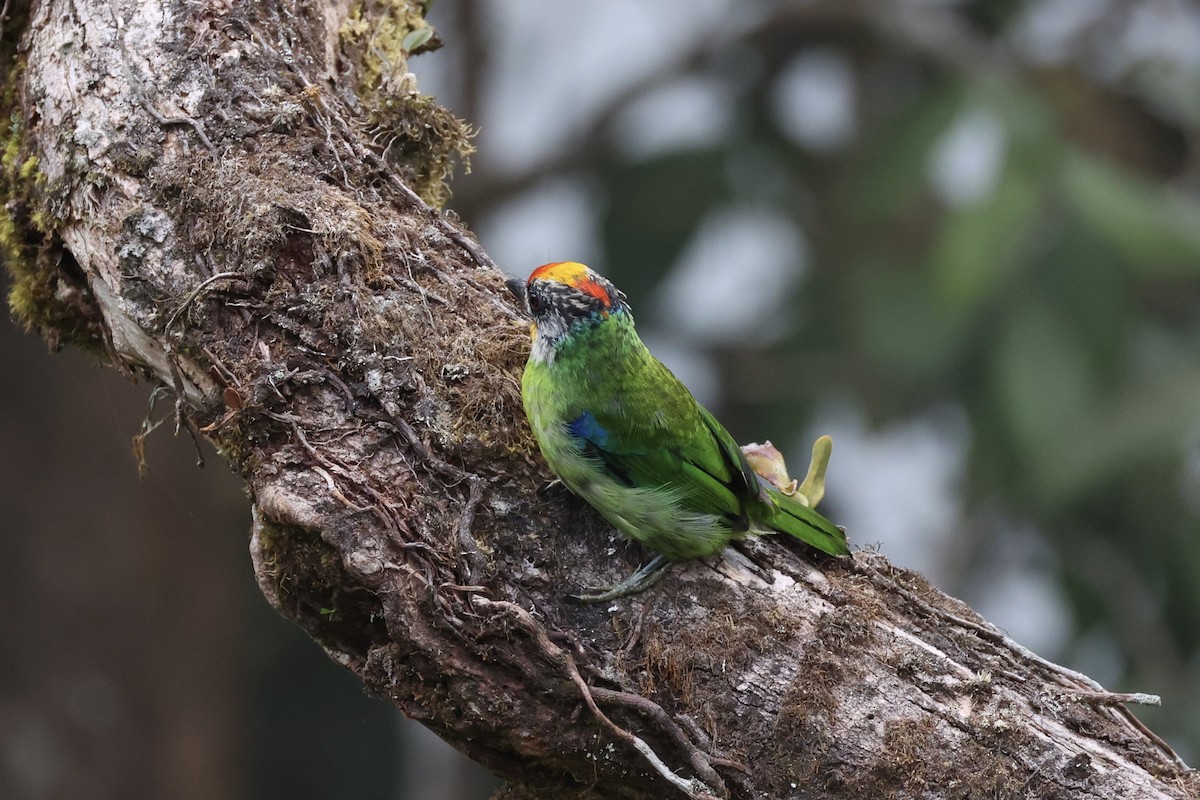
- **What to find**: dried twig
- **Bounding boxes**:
[165,272,245,331]
[0,0,12,44]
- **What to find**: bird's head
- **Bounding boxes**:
[510,262,630,361]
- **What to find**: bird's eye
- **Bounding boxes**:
[527,290,544,314]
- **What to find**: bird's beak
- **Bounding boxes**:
[505,275,528,309]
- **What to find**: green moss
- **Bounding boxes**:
[339,0,429,88]
[2,125,19,168]
[2,208,35,318]
[18,154,39,181]
[371,92,474,207]
[338,0,474,207]
[1,102,47,323]
[0,56,103,351]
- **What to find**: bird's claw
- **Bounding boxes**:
[570,554,671,603]
[539,477,566,493]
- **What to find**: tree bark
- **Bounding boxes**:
[4,1,1197,798]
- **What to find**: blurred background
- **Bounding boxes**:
[3,0,1199,797]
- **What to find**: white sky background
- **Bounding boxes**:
[407,0,1200,722]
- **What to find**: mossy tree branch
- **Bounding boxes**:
[3,2,1197,798]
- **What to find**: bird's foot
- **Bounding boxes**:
[572,554,671,603]
[539,478,566,493]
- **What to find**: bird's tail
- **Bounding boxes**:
[764,488,849,556]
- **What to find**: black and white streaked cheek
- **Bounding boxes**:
[530,309,569,365]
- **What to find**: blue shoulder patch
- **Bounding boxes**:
[567,411,610,449]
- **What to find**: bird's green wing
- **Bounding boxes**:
[565,372,848,557]
[565,363,752,520]
[764,487,850,556]
[694,404,767,503]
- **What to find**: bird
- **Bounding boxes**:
[511,261,849,599]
